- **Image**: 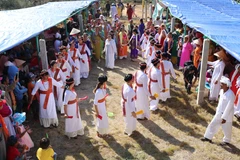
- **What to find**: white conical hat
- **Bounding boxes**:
[70,28,80,35]
[14,59,26,67]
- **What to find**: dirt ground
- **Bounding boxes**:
[28,4,240,160]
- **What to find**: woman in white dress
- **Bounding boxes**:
[78,37,91,78]
[93,75,109,138]
[68,41,82,86]
[103,34,117,69]
[121,74,137,136]
[30,70,63,128]
[63,78,84,139]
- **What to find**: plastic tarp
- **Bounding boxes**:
[161,0,240,62]
[0,0,96,53]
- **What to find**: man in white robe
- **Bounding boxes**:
[78,38,91,78]
[135,62,155,120]
[30,70,63,128]
[140,31,150,58]
[201,76,235,145]
[68,41,83,86]
[103,34,117,69]
[48,60,66,114]
[207,51,226,101]
[110,3,117,23]
[145,39,156,68]
[159,53,176,101]
[121,74,137,136]
[148,58,163,111]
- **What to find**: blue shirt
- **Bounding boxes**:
[14,82,27,100]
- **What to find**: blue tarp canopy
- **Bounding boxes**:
[0,0,96,53]
[161,0,240,62]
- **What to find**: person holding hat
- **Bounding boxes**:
[56,51,72,79]
[48,60,66,114]
[121,74,137,136]
[129,29,140,61]
[119,27,129,59]
[201,76,235,145]
[63,78,84,138]
[159,53,176,101]
[230,64,240,95]
[148,58,163,111]
[93,75,109,138]
[135,63,155,120]
[78,37,92,78]
[30,70,63,128]
[146,39,156,67]
[103,34,117,69]
[207,50,226,101]
[68,40,82,86]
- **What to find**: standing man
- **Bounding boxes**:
[183,64,198,94]
[148,58,163,111]
[159,53,176,102]
[121,74,137,136]
[135,62,155,120]
[29,70,63,128]
[201,76,235,145]
[105,1,111,17]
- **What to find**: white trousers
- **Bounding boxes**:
[204,114,232,143]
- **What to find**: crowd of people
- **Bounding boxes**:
[0,1,240,159]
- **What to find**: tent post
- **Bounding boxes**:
[170,17,175,32]
[142,0,144,18]
[197,39,210,105]
[145,0,147,20]
[166,8,168,23]
[183,25,186,36]
[36,36,40,54]
[39,39,49,70]
[78,12,84,35]
[64,20,68,37]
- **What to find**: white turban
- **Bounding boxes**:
[220,76,231,87]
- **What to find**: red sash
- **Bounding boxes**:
[160,61,170,89]
[148,67,158,95]
[71,49,77,73]
[121,85,126,116]
[59,60,67,72]
[39,78,53,109]
[149,47,153,56]
[80,44,86,55]
[68,97,79,118]
[53,68,61,99]
[234,89,240,105]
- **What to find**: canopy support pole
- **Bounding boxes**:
[170,17,175,32]
[64,20,68,37]
[78,12,84,35]
[166,8,168,23]
[145,0,148,20]
[39,39,48,70]
[142,0,144,18]
[197,39,210,105]
[36,36,40,54]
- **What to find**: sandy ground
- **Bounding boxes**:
[27,4,240,160]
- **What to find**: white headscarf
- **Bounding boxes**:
[220,76,231,87]
[231,64,240,82]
